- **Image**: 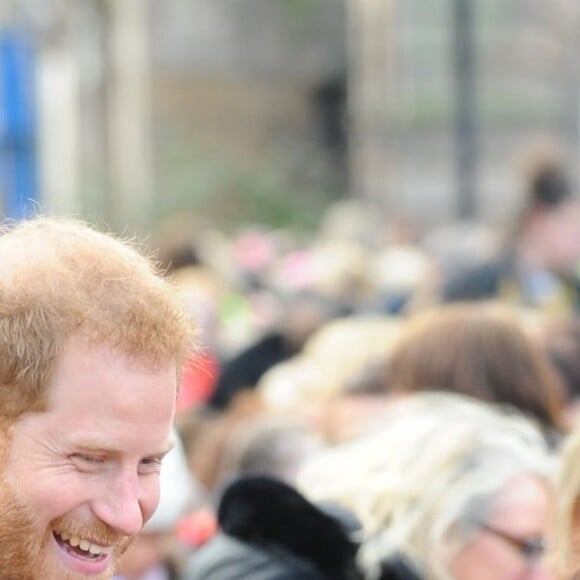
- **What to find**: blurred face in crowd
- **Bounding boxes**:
[450,475,554,580]
[539,200,580,275]
[0,338,177,579]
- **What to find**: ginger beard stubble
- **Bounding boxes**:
[0,422,132,580]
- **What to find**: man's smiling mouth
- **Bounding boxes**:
[53,530,111,562]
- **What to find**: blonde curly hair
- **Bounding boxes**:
[299,392,555,580]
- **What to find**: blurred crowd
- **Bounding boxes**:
[115,143,580,579]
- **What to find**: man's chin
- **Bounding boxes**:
[0,472,132,580]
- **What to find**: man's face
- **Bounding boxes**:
[0,338,177,579]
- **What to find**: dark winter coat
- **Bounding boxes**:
[181,476,423,580]
[181,476,362,580]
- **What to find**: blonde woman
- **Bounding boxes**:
[299,393,556,580]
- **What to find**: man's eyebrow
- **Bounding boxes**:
[72,437,176,456]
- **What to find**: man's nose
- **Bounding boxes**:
[91,471,144,537]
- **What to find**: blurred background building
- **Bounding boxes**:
[1,0,579,234]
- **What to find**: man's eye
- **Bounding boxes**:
[139,457,163,474]
[78,455,101,462]
[71,454,104,467]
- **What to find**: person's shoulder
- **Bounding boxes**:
[223,332,287,368]
[182,476,362,580]
[182,532,269,579]
[182,532,323,580]
[442,256,508,302]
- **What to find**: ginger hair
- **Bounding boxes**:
[0,217,197,417]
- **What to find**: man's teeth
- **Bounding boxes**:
[57,531,108,555]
